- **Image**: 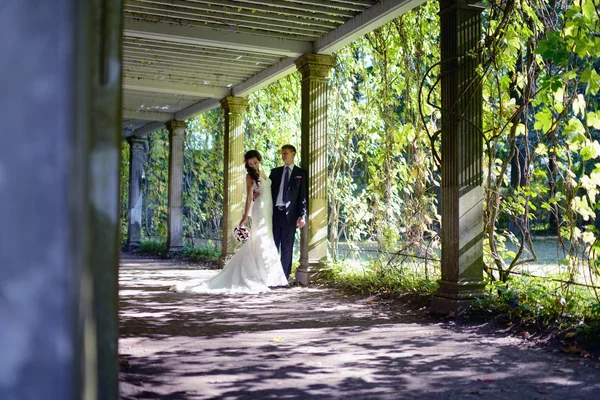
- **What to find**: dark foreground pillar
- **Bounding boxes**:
[0,0,122,399]
[432,0,486,316]
[89,0,123,398]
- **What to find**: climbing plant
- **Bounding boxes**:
[245,74,302,169]
[143,129,169,239]
[327,1,441,267]
[469,0,600,285]
[119,140,130,243]
[183,110,224,242]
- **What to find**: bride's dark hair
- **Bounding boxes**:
[244,150,262,185]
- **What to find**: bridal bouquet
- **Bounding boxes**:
[233,226,250,242]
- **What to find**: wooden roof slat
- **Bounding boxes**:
[125,2,333,35]
[123,52,265,74]
[123,63,252,81]
[123,38,276,64]
[135,0,345,27]
[180,0,353,21]
[231,0,373,13]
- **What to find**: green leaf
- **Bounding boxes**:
[563,118,585,144]
[581,69,600,95]
[571,94,586,117]
[580,140,600,161]
[534,109,552,132]
[581,0,596,20]
[588,111,600,130]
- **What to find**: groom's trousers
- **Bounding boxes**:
[273,207,296,279]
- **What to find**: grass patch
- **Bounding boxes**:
[136,240,167,257]
[315,259,439,297]
[132,239,220,263]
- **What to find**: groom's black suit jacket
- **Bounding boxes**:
[270,165,308,224]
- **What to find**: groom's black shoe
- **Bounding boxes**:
[270,284,290,289]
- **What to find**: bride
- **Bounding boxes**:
[174,150,289,294]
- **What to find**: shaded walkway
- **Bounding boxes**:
[119,254,600,399]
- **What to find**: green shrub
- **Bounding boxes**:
[315,259,439,296]
[473,274,600,330]
[133,239,220,263]
[181,243,220,262]
[135,240,167,257]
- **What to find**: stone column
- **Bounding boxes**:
[432,0,486,316]
[294,54,335,285]
[89,0,123,398]
[126,136,145,252]
[218,96,249,267]
[166,120,187,252]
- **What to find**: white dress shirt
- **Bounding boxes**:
[275,163,294,207]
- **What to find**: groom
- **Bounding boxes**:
[270,144,308,280]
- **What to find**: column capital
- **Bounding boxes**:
[295,53,335,80]
[439,0,485,14]
[126,136,145,148]
[166,120,188,136]
[220,96,248,115]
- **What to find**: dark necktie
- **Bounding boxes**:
[282,166,290,203]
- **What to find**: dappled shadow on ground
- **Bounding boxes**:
[119,255,600,400]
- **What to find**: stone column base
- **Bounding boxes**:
[431,296,476,317]
[294,267,312,286]
[125,242,140,253]
[294,261,325,286]
[168,245,183,253]
[432,279,486,316]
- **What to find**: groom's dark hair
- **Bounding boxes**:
[281,144,296,153]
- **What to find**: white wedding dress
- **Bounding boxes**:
[174,177,288,294]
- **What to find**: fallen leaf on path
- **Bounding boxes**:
[561,344,582,354]
[470,390,484,395]
[536,388,550,394]
[272,337,284,343]
[556,368,574,373]
[477,378,495,383]
[565,332,577,339]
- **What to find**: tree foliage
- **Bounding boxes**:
[327,2,441,266]
[469,0,600,288]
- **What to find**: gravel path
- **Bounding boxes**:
[119,254,600,399]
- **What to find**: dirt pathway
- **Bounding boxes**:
[119,254,600,399]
